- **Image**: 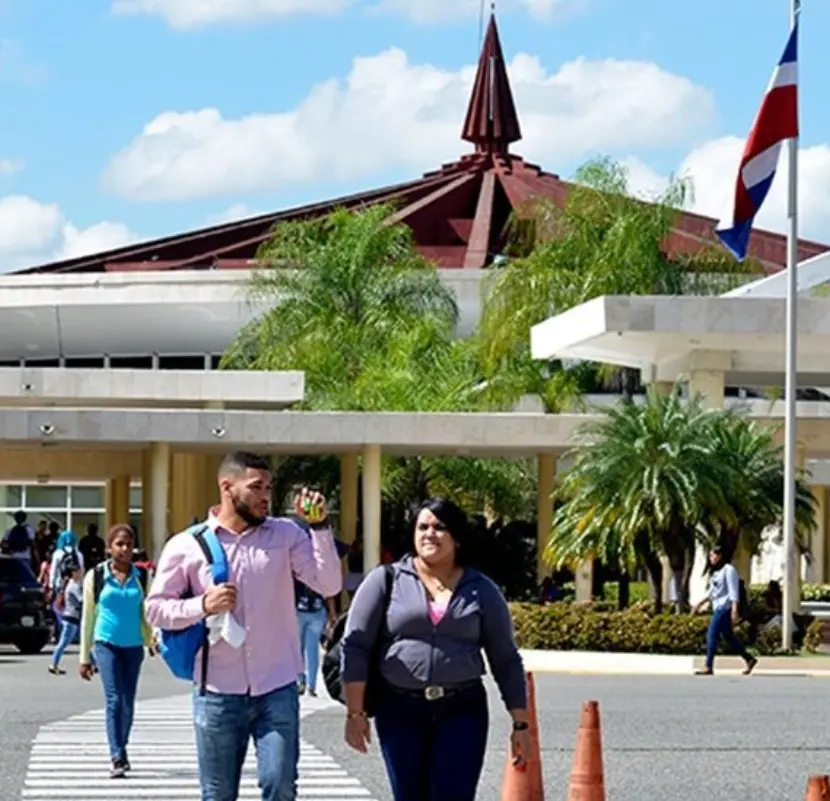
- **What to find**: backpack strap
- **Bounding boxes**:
[92,563,106,605]
[189,524,228,696]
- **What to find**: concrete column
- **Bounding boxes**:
[361,444,382,574]
[536,453,555,584]
[688,369,725,606]
[143,443,170,560]
[649,380,674,397]
[200,454,222,515]
[810,485,826,584]
[169,453,202,533]
[339,453,358,545]
[105,475,130,532]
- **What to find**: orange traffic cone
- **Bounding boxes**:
[806,775,830,800]
[567,701,606,801]
[499,671,544,801]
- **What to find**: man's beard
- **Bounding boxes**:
[232,494,267,528]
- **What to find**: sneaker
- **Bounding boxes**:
[123,750,130,772]
[110,760,126,779]
[694,668,713,676]
[743,657,758,676]
[48,665,65,676]
[307,688,317,698]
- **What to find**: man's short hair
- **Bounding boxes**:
[218,451,271,480]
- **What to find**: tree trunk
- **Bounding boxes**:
[663,520,690,613]
[643,549,664,614]
[618,573,630,610]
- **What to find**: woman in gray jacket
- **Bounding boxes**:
[340,497,529,801]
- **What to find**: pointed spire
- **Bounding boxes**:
[461,13,522,155]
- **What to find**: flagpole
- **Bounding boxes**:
[781,0,800,652]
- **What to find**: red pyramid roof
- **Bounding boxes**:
[15,15,827,276]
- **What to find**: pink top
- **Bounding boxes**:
[427,599,448,625]
[144,510,342,697]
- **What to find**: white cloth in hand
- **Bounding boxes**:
[206,611,246,648]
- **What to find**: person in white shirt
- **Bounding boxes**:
[693,545,757,676]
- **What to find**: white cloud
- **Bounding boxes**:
[0,158,23,175]
[101,49,714,203]
[0,195,139,273]
[111,0,349,28]
[625,139,830,244]
[206,202,259,225]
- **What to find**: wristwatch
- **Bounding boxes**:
[512,720,529,731]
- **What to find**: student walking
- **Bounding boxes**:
[79,524,154,779]
[49,560,84,675]
[145,451,343,801]
[693,545,758,676]
[341,497,529,801]
[295,579,335,697]
[49,530,85,642]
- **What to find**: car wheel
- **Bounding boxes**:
[14,633,50,655]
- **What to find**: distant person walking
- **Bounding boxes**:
[341,497,530,801]
[145,451,343,801]
[295,576,336,697]
[693,545,757,676]
[50,560,84,675]
[79,524,154,779]
[50,531,85,641]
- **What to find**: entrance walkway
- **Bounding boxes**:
[21,692,377,799]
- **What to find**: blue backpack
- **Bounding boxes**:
[157,524,228,694]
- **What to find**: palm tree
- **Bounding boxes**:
[546,387,732,612]
[701,411,816,560]
[221,203,461,408]
[476,156,759,409]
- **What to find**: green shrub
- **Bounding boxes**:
[803,619,825,653]
[510,602,791,656]
[801,584,830,603]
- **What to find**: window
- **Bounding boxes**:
[70,486,104,509]
[25,486,67,509]
[129,486,142,510]
[0,485,23,508]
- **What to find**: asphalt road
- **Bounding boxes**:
[3,644,830,800]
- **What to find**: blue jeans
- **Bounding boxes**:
[193,683,300,801]
[706,605,753,669]
[94,642,145,761]
[297,608,327,692]
[375,681,489,801]
[52,620,79,667]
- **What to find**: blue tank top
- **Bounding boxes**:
[93,564,144,648]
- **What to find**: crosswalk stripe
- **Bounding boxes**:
[22,693,378,800]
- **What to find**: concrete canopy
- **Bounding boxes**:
[530,294,830,387]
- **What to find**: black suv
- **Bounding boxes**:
[0,556,51,654]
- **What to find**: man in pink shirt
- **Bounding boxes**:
[145,451,343,801]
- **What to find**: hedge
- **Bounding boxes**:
[509,601,825,656]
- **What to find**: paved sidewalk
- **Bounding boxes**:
[21,692,377,800]
[519,649,830,676]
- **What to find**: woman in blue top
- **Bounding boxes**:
[79,523,153,780]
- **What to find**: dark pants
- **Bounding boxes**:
[706,605,753,669]
[192,683,300,801]
[94,642,144,761]
[375,681,489,801]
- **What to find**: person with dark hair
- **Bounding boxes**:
[49,560,84,675]
[340,497,529,801]
[78,522,106,571]
[145,449,342,801]
[79,523,154,779]
[693,545,758,676]
[2,510,35,561]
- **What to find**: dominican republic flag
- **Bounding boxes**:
[715,22,799,261]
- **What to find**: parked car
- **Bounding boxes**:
[0,556,51,654]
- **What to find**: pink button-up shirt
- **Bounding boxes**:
[144,512,342,697]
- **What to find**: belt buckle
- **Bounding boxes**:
[424,686,445,701]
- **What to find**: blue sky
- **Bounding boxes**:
[0,0,828,271]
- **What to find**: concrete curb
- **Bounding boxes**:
[518,649,830,677]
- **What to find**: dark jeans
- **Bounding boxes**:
[706,605,753,669]
[375,680,489,801]
[193,683,300,801]
[94,641,145,761]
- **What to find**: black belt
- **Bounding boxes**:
[385,678,482,702]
